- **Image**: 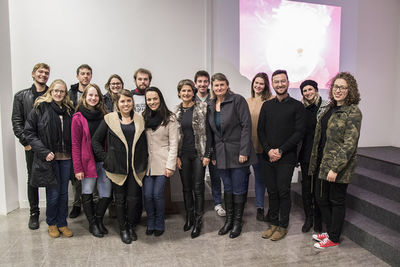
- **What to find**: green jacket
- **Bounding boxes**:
[308,104,362,184]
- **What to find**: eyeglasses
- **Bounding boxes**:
[333,85,348,92]
[110,82,122,86]
[53,89,66,95]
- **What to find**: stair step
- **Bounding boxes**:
[353,166,400,203]
[357,147,400,178]
[344,208,400,267]
[347,185,400,232]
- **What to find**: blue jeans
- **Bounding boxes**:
[46,159,71,227]
[253,153,266,208]
[209,163,222,206]
[143,175,166,231]
[81,162,112,198]
[218,166,250,195]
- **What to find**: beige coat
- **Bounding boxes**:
[146,116,179,176]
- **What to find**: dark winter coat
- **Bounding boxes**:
[308,104,362,184]
[12,84,48,146]
[207,93,257,169]
[24,102,72,187]
[92,112,148,186]
[68,83,80,107]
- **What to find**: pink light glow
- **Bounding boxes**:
[240,0,341,88]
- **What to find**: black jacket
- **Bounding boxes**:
[103,93,114,112]
[12,84,48,146]
[24,102,72,187]
[68,83,80,107]
[257,96,305,164]
[92,112,148,186]
[207,93,257,169]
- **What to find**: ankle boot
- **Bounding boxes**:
[191,216,202,238]
[218,192,233,235]
[229,193,246,239]
[302,216,313,233]
[96,197,111,234]
[128,223,138,241]
[82,194,103,238]
[184,212,194,232]
[120,223,132,244]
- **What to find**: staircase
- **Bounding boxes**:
[292,146,400,266]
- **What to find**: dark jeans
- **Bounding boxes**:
[315,178,348,243]
[179,153,205,217]
[112,173,141,228]
[46,159,71,227]
[209,163,222,206]
[25,150,39,215]
[264,161,295,228]
[300,162,321,222]
[253,153,267,209]
[218,166,250,195]
[143,175,166,231]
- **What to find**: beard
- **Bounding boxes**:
[274,87,288,96]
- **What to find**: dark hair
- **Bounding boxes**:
[251,72,272,101]
[75,84,107,115]
[271,69,288,80]
[143,87,173,126]
[76,64,92,75]
[210,73,231,99]
[116,89,135,113]
[134,68,152,82]
[194,70,210,83]
[105,74,124,92]
[177,79,196,98]
[328,72,361,106]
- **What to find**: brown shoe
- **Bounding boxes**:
[262,225,278,239]
[270,226,287,241]
[48,225,60,238]
[58,226,73,237]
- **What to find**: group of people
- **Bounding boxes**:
[12,63,362,249]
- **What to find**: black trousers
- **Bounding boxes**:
[300,162,321,222]
[25,150,39,215]
[315,178,348,243]
[264,161,295,228]
[179,152,205,218]
[112,172,141,228]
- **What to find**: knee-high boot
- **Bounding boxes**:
[82,194,103,238]
[126,195,139,241]
[96,197,111,234]
[218,192,233,235]
[183,191,194,231]
[191,190,204,238]
[229,193,247,238]
[114,193,131,244]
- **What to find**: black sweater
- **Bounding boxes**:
[257,96,305,164]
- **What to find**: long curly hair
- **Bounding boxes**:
[34,79,73,114]
[328,72,361,106]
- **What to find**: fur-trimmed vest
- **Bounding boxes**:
[174,101,209,159]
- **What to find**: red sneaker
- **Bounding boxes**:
[314,238,339,249]
[312,232,328,242]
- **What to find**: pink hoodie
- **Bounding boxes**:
[71,112,98,178]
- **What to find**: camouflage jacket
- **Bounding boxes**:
[308,104,362,184]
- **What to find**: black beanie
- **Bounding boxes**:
[300,80,318,95]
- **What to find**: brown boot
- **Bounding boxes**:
[270,226,287,241]
[48,225,60,238]
[262,225,278,239]
[58,226,73,237]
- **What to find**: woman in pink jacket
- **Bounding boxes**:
[71,84,111,238]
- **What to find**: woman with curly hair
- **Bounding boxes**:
[104,74,124,112]
[308,72,362,249]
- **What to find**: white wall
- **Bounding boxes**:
[0,0,19,214]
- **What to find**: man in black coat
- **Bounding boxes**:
[68,64,92,218]
[11,63,50,230]
[257,70,305,241]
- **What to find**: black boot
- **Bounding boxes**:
[128,223,138,241]
[191,216,202,239]
[184,212,194,232]
[120,224,132,244]
[218,192,233,235]
[256,208,264,222]
[191,183,204,238]
[302,216,313,233]
[82,194,103,238]
[126,195,140,241]
[114,193,131,244]
[230,194,246,238]
[96,197,111,235]
[28,212,40,230]
[183,189,194,231]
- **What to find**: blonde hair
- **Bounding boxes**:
[75,84,107,115]
[34,79,73,114]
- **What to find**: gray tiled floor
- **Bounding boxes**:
[0,200,388,267]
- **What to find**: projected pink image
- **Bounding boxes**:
[240,0,341,89]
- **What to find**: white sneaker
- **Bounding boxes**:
[214,204,226,217]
